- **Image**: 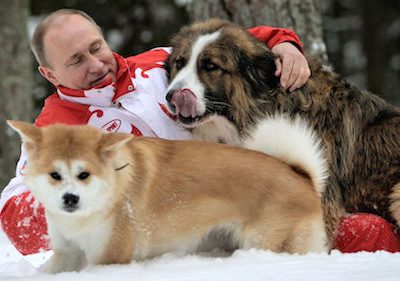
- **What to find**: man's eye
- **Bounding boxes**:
[91,44,101,53]
[70,58,82,66]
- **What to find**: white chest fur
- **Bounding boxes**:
[192,115,241,145]
[46,212,114,267]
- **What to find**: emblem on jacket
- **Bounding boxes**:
[101,119,121,132]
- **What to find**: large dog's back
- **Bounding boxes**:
[293,57,400,227]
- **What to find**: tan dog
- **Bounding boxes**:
[8,116,327,273]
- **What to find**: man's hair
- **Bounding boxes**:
[31,9,103,66]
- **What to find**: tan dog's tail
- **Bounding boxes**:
[245,114,327,197]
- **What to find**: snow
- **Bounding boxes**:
[1,229,400,281]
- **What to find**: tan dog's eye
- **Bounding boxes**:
[77,172,90,180]
[50,172,62,181]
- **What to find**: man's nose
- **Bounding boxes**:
[87,55,104,72]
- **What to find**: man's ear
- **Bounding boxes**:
[238,51,279,96]
[38,65,60,86]
[98,132,133,161]
[7,120,42,152]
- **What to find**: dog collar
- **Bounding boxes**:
[115,163,129,171]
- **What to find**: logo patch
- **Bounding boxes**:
[101,119,122,132]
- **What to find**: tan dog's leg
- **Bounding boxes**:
[42,222,86,273]
[43,246,86,274]
[285,215,328,254]
[242,210,327,254]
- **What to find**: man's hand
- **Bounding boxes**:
[271,42,311,92]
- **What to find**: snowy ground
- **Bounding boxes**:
[1,228,400,281]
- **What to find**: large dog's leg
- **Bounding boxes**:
[322,178,346,249]
[389,182,400,226]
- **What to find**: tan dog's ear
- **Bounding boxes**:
[99,132,133,160]
[7,120,42,152]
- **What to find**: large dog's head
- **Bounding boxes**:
[166,19,279,128]
[8,121,132,217]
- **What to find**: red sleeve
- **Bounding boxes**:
[247,26,303,53]
[125,48,169,79]
[0,192,50,255]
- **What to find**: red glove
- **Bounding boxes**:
[0,191,51,255]
[335,213,400,253]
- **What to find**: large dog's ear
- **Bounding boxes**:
[238,51,279,95]
[7,120,42,153]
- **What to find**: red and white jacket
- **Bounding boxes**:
[0,26,302,255]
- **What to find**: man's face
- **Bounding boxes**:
[39,14,118,90]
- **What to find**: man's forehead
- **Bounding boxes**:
[48,13,92,29]
[43,15,102,61]
[46,14,99,39]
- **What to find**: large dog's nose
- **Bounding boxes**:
[62,193,80,211]
[167,89,197,118]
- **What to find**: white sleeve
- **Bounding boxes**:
[0,144,29,213]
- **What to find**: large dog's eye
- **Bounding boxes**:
[175,57,186,70]
[77,172,90,180]
[50,172,62,181]
[203,60,219,72]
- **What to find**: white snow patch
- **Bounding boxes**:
[1,227,400,281]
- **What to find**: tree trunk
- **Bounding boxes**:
[361,0,400,105]
[0,0,34,189]
[186,0,327,60]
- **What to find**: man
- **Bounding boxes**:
[1,9,398,256]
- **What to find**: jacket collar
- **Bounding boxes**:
[56,53,135,107]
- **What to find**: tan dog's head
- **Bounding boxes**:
[8,121,132,216]
[166,19,279,129]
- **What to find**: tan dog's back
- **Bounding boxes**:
[120,138,326,259]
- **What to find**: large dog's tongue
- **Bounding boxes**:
[170,89,197,118]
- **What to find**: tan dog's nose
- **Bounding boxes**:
[62,193,80,212]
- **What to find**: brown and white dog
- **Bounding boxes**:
[165,19,400,245]
[8,119,327,273]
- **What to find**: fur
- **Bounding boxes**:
[8,120,327,273]
[165,19,400,246]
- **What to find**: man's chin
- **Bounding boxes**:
[90,73,114,89]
